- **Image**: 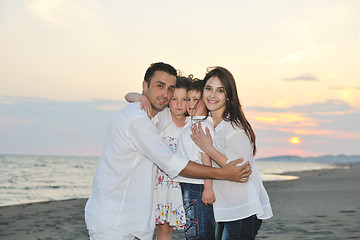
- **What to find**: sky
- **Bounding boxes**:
[0,0,359,158]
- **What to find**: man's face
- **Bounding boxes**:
[142,70,176,115]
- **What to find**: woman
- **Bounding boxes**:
[191,67,273,240]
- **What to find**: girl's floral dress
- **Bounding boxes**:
[154,121,186,229]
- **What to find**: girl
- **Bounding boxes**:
[191,67,273,240]
[125,76,189,240]
[175,79,216,240]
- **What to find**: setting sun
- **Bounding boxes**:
[291,137,300,144]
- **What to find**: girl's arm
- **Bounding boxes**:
[125,92,152,119]
[201,152,216,205]
[191,122,228,167]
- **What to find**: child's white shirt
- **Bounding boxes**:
[174,116,215,184]
[154,107,172,133]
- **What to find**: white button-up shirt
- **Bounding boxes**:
[85,103,188,239]
[212,120,273,221]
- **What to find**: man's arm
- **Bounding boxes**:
[180,160,251,183]
[128,113,251,182]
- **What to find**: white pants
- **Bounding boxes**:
[88,229,140,240]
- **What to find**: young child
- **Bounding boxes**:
[125,76,190,240]
[174,79,216,240]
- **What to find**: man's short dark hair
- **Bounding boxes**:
[144,62,177,85]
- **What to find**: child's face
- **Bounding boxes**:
[168,88,188,117]
[187,90,207,117]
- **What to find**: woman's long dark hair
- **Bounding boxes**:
[203,67,257,156]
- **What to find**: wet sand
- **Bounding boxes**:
[1,164,359,240]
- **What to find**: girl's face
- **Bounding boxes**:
[168,88,188,117]
[203,77,227,116]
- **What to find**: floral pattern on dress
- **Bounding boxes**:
[163,136,177,153]
[154,132,186,229]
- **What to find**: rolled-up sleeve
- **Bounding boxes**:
[127,115,188,178]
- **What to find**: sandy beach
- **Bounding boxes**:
[1,164,359,240]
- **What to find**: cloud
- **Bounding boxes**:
[292,129,360,139]
[27,0,114,46]
[281,45,318,63]
[0,117,39,129]
[327,86,360,91]
[94,101,128,111]
[28,0,100,23]
[247,99,360,153]
[291,100,354,114]
[28,0,64,24]
[0,98,14,104]
[283,74,319,82]
[0,96,125,156]
[1,96,359,157]
[0,96,44,104]
[248,99,355,114]
[253,113,317,127]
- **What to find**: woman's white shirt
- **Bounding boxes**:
[212,120,273,221]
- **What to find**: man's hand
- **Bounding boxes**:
[221,159,252,182]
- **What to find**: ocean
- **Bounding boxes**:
[1,154,359,207]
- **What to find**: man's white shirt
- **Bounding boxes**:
[85,103,188,240]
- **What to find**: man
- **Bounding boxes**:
[85,62,251,240]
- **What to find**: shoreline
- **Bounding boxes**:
[259,163,360,239]
[1,164,359,240]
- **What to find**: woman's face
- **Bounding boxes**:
[203,77,227,116]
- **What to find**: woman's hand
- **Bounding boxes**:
[190,122,213,151]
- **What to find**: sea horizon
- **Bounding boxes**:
[1,153,359,207]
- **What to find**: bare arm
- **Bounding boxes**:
[201,152,216,205]
[179,159,251,183]
[190,122,228,167]
[125,92,152,119]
